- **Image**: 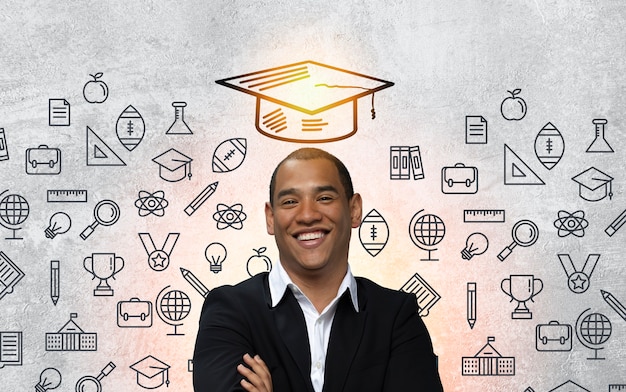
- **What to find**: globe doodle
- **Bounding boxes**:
[213,203,247,230]
[409,210,446,261]
[576,309,612,360]
[135,190,169,217]
[157,287,191,336]
[554,209,588,237]
[0,192,30,240]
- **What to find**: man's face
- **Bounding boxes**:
[265,158,362,278]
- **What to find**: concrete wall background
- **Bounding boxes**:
[1,1,625,390]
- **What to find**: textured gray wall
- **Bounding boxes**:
[1,1,625,391]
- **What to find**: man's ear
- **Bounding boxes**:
[350,193,363,228]
[264,202,275,235]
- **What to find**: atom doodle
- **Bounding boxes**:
[553,210,588,237]
[134,190,169,217]
[212,203,247,230]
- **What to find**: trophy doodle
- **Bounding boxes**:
[501,274,543,319]
[83,253,125,296]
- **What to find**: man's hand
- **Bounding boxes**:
[238,353,273,392]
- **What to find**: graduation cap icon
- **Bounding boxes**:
[130,355,170,389]
[152,148,192,182]
[216,60,394,143]
[571,167,613,202]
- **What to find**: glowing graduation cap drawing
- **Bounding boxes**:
[216,61,394,143]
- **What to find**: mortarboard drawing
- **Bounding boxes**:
[0,251,25,300]
[0,190,29,240]
[549,380,590,392]
[85,126,126,166]
[500,89,527,121]
[152,148,192,182]
[572,167,613,202]
[212,138,247,173]
[45,313,97,351]
[503,144,545,185]
[586,119,614,153]
[557,254,600,294]
[553,210,588,238]
[359,208,389,257]
[130,355,170,389]
[246,247,272,277]
[0,331,22,367]
[212,203,247,230]
[166,101,193,135]
[400,273,441,317]
[462,336,515,376]
[390,146,424,180]
[534,122,564,170]
[216,60,394,143]
[116,105,145,151]
[135,190,169,217]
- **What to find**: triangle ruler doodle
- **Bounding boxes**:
[86,126,126,166]
[504,144,544,185]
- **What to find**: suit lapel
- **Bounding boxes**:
[270,287,315,392]
[323,290,367,392]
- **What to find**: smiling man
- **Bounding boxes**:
[193,148,443,392]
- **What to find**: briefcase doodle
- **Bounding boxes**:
[117,297,152,328]
[535,320,572,351]
[441,163,478,194]
[25,145,61,175]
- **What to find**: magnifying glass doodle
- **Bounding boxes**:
[497,219,539,261]
[75,362,115,392]
[80,200,120,240]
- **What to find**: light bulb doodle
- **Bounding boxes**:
[461,232,489,260]
[35,367,62,392]
[45,212,71,239]
[205,242,227,273]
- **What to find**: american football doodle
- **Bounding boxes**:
[212,138,247,173]
[116,105,145,151]
[534,122,564,170]
[358,208,389,257]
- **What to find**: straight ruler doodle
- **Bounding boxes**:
[47,189,88,203]
[464,209,505,223]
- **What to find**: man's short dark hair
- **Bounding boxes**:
[269,148,354,206]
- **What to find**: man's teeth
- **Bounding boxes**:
[298,232,324,241]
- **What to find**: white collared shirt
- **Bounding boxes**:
[268,261,359,392]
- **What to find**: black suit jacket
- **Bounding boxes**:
[193,273,443,391]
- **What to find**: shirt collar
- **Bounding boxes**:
[268,260,359,312]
